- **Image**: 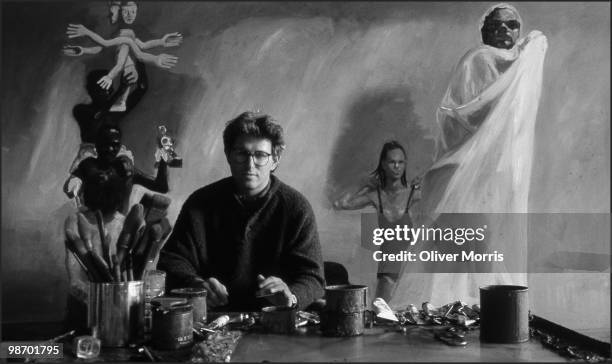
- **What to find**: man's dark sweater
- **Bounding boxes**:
[158,175,325,311]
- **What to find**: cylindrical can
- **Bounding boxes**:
[480,285,529,343]
[88,281,145,347]
[325,285,368,313]
[320,311,364,337]
[151,297,193,350]
[321,285,368,337]
[170,287,207,324]
[144,270,166,334]
[261,306,297,334]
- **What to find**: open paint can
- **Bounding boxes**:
[480,285,529,343]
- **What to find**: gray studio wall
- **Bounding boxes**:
[2,1,609,334]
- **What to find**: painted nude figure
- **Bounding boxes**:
[333,141,421,302]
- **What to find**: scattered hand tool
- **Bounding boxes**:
[137,345,162,362]
[24,330,76,363]
[434,328,468,346]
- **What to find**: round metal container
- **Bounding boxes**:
[480,285,529,343]
[320,311,364,337]
[324,285,368,313]
[144,270,166,334]
[322,285,368,336]
[261,306,297,334]
[88,281,144,347]
[151,297,193,350]
[170,287,207,324]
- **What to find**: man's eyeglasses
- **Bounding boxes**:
[487,20,520,30]
[230,150,272,166]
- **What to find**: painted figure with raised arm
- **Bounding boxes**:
[64,1,181,112]
[391,4,548,307]
[333,141,421,302]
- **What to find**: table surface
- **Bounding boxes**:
[3,321,571,362]
[231,325,567,362]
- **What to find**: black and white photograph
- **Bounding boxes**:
[1,1,609,362]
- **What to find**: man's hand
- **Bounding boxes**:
[257,274,295,307]
[191,277,228,308]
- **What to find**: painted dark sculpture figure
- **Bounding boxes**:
[72,125,169,215]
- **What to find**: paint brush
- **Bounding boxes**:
[111,254,121,282]
[94,210,111,266]
[84,238,114,282]
[140,193,171,224]
[65,225,103,282]
[139,224,164,279]
[126,255,134,281]
[116,204,145,267]
[78,213,113,281]
[65,238,94,281]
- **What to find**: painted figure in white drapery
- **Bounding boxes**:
[391,4,548,308]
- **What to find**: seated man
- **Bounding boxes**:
[158,112,325,311]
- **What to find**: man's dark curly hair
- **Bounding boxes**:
[223,111,286,158]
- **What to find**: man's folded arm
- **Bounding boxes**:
[158,202,207,288]
[283,203,325,310]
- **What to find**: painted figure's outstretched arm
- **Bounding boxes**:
[136,32,183,49]
[66,24,179,69]
[333,185,375,210]
[62,45,103,57]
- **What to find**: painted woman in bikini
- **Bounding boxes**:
[334,141,421,302]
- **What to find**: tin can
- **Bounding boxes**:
[170,287,207,324]
[144,270,166,334]
[321,284,368,337]
[480,285,529,343]
[325,284,368,313]
[88,281,144,347]
[151,297,193,350]
[261,306,297,334]
[320,311,364,337]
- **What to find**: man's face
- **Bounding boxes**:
[121,2,138,25]
[108,1,121,24]
[227,135,279,196]
[382,148,406,182]
[483,8,520,49]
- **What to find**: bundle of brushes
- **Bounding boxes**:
[64,194,172,283]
